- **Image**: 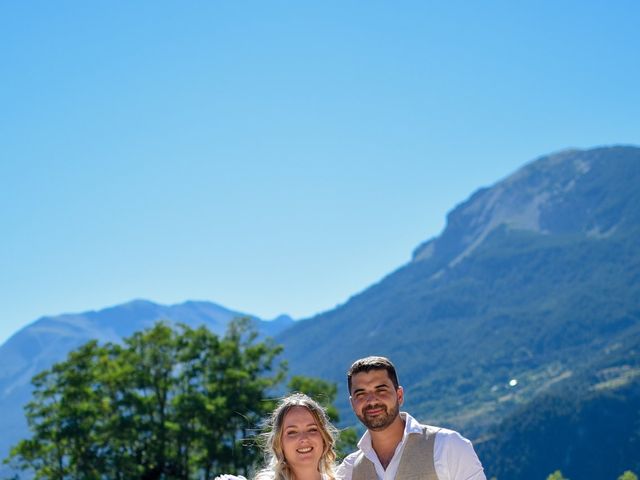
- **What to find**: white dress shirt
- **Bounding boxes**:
[336,412,486,480]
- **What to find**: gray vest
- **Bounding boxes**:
[352,426,441,480]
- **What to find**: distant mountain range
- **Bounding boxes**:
[0,300,293,477]
[2,145,639,479]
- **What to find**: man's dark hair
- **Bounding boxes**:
[347,356,400,393]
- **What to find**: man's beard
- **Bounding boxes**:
[357,402,400,431]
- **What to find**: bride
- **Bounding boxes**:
[217,393,339,480]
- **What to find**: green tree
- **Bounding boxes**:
[288,375,338,419]
[619,471,639,480]
[5,318,286,479]
[124,322,181,478]
[6,340,110,480]
[172,323,224,479]
[200,318,284,478]
[546,470,569,480]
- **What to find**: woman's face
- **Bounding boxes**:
[280,406,324,473]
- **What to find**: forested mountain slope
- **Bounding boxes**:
[277,146,640,450]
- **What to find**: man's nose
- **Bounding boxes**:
[364,391,377,402]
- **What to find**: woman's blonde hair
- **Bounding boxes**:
[256,393,337,480]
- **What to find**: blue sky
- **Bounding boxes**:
[2,1,639,345]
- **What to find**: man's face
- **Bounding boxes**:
[349,369,403,431]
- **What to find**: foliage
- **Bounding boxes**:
[476,373,640,480]
[540,469,639,480]
[619,472,639,480]
[546,471,568,480]
[4,318,289,479]
[288,375,338,420]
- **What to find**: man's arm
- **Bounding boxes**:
[335,452,358,480]
[434,429,486,480]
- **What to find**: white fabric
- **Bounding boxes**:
[337,412,486,480]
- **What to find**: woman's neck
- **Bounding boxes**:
[291,466,322,480]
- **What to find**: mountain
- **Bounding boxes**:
[3,145,639,479]
[476,360,640,479]
[274,145,640,477]
[0,299,293,474]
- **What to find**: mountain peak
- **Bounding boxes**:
[412,145,640,267]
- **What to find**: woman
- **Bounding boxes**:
[217,392,338,480]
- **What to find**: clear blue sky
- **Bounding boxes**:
[2,1,639,345]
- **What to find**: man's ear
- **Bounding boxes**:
[397,386,404,406]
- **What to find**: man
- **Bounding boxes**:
[337,356,486,480]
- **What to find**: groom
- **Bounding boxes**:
[337,356,486,480]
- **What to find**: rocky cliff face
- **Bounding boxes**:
[412,146,640,268]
